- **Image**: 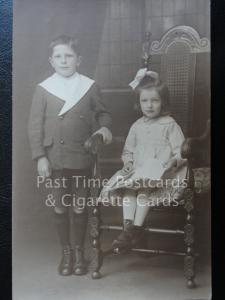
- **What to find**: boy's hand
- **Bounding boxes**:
[121,161,134,175]
[163,158,177,171]
[37,157,51,178]
[93,127,112,145]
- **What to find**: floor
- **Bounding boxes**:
[13,217,211,300]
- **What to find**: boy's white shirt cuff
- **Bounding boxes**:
[93,127,112,145]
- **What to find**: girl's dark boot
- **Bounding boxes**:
[131,225,145,247]
[112,219,134,252]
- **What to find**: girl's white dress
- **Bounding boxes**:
[100,115,188,206]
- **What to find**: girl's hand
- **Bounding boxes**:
[121,162,134,175]
[163,158,177,171]
[37,156,52,179]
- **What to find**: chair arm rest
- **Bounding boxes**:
[181,120,210,164]
[84,133,103,155]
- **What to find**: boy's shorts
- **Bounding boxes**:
[47,169,92,212]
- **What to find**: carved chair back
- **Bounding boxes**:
[149,26,210,136]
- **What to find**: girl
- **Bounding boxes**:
[28,35,112,276]
[100,69,187,252]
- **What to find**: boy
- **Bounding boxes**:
[28,35,112,276]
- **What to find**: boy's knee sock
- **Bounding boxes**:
[73,211,88,248]
[54,212,70,247]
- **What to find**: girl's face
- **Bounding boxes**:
[49,44,80,78]
[139,88,162,119]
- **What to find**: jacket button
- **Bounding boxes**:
[59,116,64,119]
[80,115,84,119]
[60,140,64,144]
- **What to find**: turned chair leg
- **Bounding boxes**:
[184,188,196,288]
[90,204,103,279]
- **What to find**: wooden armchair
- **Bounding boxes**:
[87,26,210,288]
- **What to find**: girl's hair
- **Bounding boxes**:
[135,74,170,116]
[48,35,80,56]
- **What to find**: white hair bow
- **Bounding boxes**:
[129,68,160,90]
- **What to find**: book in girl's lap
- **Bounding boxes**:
[100,69,188,252]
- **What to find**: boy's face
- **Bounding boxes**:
[49,44,80,77]
[139,88,162,119]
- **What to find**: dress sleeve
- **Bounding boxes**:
[90,84,112,130]
[28,85,46,160]
[168,121,185,161]
[121,123,136,164]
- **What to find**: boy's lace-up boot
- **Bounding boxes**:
[73,246,87,275]
[58,245,73,276]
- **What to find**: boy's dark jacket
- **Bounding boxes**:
[28,83,112,170]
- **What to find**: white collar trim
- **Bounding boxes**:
[39,72,95,115]
[142,115,175,125]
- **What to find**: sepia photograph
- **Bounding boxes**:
[13,0,211,299]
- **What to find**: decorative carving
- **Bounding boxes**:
[142,31,152,69]
[90,204,103,279]
[89,157,103,279]
[90,249,103,271]
[184,223,194,245]
[90,216,100,238]
[84,133,103,155]
[184,255,195,279]
[150,26,210,54]
[184,186,196,288]
[184,188,194,212]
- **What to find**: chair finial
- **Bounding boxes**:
[142,32,151,70]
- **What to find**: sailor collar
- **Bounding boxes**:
[39,72,95,115]
[142,115,175,125]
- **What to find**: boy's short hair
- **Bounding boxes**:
[49,35,80,56]
[135,74,171,116]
